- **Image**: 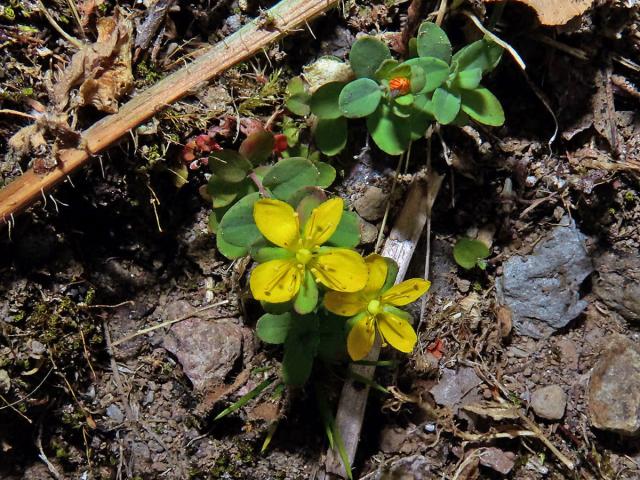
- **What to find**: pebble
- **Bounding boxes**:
[588,335,640,435]
[106,404,124,423]
[353,186,387,221]
[531,385,567,420]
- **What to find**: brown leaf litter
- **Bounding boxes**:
[52,9,133,113]
[482,0,595,25]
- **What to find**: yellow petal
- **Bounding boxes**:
[324,291,367,317]
[250,259,302,303]
[311,248,367,292]
[302,197,343,247]
[378,312,417,353]
[347,314,375,361]
[363,254,388,294]
[381,279,431,306]
[254,199,300,249]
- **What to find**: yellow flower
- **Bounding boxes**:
[324,254,431,361]
[249,197,368,304]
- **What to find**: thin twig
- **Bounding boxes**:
[37,422,63,480]
[65,0,85,38]
[0,109,37,120]
[37,0,84,49]
[374,154,404,253]
[112,300,230,346]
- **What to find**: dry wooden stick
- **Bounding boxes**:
[0,0,338,225]
[322,178,431,478]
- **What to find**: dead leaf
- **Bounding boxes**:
[78,0,106,27]
[482,0,594,26]
[53,9,133,113]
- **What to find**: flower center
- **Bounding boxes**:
[367,299,382,316]
[295,248,313,265]
[389,77,411,96]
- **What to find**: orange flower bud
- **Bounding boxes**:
[389,77,411,96]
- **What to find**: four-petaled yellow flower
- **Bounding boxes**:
[324,254,431,360]
[250,197,368,303]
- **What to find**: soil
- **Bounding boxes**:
[1,1,640,479]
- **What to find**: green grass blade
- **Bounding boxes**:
[213,377,275,421]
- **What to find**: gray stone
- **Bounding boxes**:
[163,308,243,391]
[431,367,482,412]
[354,186,387,221]
[531,385,567,420]
[593,251,640,323]
[479,447,516,475]
[588,335,640,436]
[496,217,593,338]
[106,404,124,423]
[369,455,432,480]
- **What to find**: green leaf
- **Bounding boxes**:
[207,175,240,208]
[315,161,336,188]
[374,59,400,81]
[432,87,461,125]
[366,101,412,155]
[257,312,292,344]
[218,192,262,249]
[327,210,361,248]
[282,315,319,386]
[338,78,382,118]
[349,36,391,79]
[408,65,426,94]
[214,377,275,421]
[451,67,482,90]
[239,130,275,165]
[381,258,399,292]
[408,95,434,140]
[416,22,452,63]
[453,237,491,270]
[310,82,345,120]
[216,231,248,259]
[262,158,320,201]
[315,117,348,156]
[404,57,449,93]
[452,38,503,74]
[208,210,221,234]
[394,93,414,106]
[294,270,319,314]
[286,77,311,116]
[261,300,293,314]
[209,150,252,183]
[460,88,505,126]
[317,312,347,362]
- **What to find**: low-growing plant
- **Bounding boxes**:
[453,237,491,270]
[285,21,505,156]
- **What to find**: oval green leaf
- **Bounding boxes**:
[262,158,320,200]
[416,22,452,63]
[209,150,252,183]
[218,192,262,249]
[239,130,275,165]
[460,88,505,126]
[315,117,348,156]
[404,57,449,93]
[366,102,413,155]
[453,237,490,270]
[294,270,319,314]
[349,36,391,79]
[310,82,346,120]
[452,39,503,74]
[338,78,382,119]
[452,67,482,91]
[327,210,361,248]
[432,87,461,125]
[257,312,292,344]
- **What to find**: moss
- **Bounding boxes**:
[136,60,163,87]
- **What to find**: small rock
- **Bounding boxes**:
[163,304,243,391]
[369,455,432,480]
[359,218,378,244]
[479,447,516,475]
[531,385,567,420]
[431,367,482,412]
[106,404,124,423]
[379,426,407,453]
[456,278,471,293]
[588,335,640,436]
[593,251,640,323]
[496,217,593,338]
[0,369,10,394]
[556,338,579,369]
[354,186,387,221]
